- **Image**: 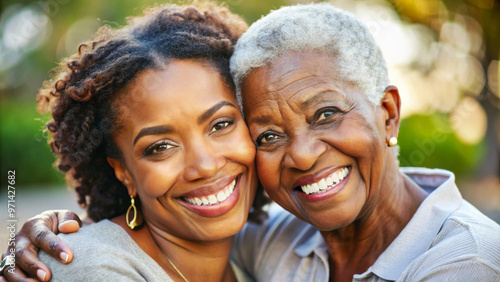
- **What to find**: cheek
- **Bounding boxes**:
[135,162,179,198]
[333,115,383,159]
[330,117,385,193]
[229,126,257,167]
[255,151,280,191]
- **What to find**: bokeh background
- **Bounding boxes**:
[1,0,499,250]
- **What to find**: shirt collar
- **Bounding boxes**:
[355,167,463,281]
[294,227,327,257]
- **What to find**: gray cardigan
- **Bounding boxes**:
[40,220,173,281]
[40,219,252,281]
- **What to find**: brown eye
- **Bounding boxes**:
[318,111,334,121]
[210,121,232,133]
[314,107,341,123]
[144,142,176,156]
[256,132,280,146]
[154,144,172,153]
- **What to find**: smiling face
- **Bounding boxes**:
[242,51,394,231]
[110,59,257,241]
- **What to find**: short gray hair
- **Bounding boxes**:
[230,3,389,106]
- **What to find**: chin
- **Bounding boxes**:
[295,204,362,232]
[197,213,249,241]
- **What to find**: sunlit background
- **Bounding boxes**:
[1,0,499,250]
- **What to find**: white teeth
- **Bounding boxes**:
[306,184,312,194]
[184,179,236,206]
[202,197,209,205]
[311,183,320,193]
[326,177,333,186]
[300,167,350,195]
[195,198,202,205]
[331,172,339,184]
[217,190,227,202]
[318,179,327,190]
[208,195,217,205]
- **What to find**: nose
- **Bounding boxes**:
[283,133,327,171]
[182,139,226,181]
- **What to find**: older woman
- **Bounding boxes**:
[3,3,500,282]
[229,3,500,281]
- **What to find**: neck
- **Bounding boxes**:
[322,160,428,282]
[112,215,236,282]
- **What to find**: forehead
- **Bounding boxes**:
[241,51,354,108]
[260,52,337,90]
[115,59,235,126]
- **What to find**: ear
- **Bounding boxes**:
[380,85,401,144]
[107,157,136,196]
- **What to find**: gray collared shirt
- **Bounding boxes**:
[232,167,500,281]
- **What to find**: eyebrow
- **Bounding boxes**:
[197,101,237,125]
[248,114,274,126]
[247,91,342,126]
[133,125,174,145]
[300,91,340,111]
[133,101,237,145]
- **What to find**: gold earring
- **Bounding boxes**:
[388,136,398,147]
[126,195,139,230]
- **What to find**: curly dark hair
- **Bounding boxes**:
[37,2,269,223]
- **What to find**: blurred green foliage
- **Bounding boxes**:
[398,114,484,177]
[0,98,64,186]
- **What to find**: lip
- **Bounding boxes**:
[178,175,241,217]
[181,175,237,198]
[293,166,344,188]
[294,166,350,202]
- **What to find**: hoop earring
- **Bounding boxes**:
[126,195,141,230]
[388,136,398,147]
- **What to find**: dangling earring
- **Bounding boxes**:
[126,195,141,230]
[388,136,398,147]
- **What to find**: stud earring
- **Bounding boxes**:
[388,136,398,147]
